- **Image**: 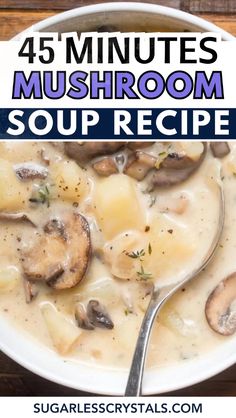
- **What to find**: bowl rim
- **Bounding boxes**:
[18,2,234,40]
[4,1,235,396]
[1,313,236,395]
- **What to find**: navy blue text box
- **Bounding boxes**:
[0,108,234,140]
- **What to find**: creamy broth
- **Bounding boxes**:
[0,141,235,371]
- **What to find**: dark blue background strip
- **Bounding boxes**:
[0,108,234,140]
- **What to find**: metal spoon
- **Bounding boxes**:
[125,181,225,396]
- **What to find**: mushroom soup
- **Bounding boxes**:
[0,140,235,369]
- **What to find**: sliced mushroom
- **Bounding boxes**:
[162,142,206,169]
[124,151,156,181]
[44,218,67,240]
[14,162,48,181]
[75,303,94,330]
[0,212,36,227]
[23,279,39,303]
[210,142,230,159]
[151,142,207,187]
[21,212,91,290]
[161,152,198,170]
[127,142,155,150]
[205,272,236,336]
[92,157,119,176]
[64,142,124,166]
[87,300,114,329]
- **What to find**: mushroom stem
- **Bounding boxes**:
[23,279,39,303]
[87,300,114,329]
[75,303,95,330]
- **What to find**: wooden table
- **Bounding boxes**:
[1,0,236,40]
[0,0,236,396]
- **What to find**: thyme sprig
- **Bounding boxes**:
[137,265,153,281]
[126,243,153,281]
[29,184,51,207]
[148,242,152,255]
[126,248,145,261]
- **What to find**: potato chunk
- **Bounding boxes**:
[93,174,145,239]
[0,266,20,293]
[0,159,29,210]
[103,215,195,283]
[104,232,143,280]
[143,216,196,283]
[41,303,82,355]
[52,160,89,202]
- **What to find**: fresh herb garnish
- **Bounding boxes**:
[137,265,153,281]
[126,248,145,261]
[158,151,168,157]
[148,243,152,255]
[29,184,51,207]
[126,244,153,281]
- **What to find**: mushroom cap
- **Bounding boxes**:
[124,151,156,181]
[64,142,124,165]
[205,272,236,336]
[75,303,95,330]
[22,212,91,290]
[127,142,155,150]
[151,142,207,187]
[210,142,230,159]
[14,162,48,181]
[92,156,119,176]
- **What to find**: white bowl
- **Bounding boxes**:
[17,2,233,40]
[2,2,235,395]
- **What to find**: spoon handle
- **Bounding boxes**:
[125,287,171,397]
